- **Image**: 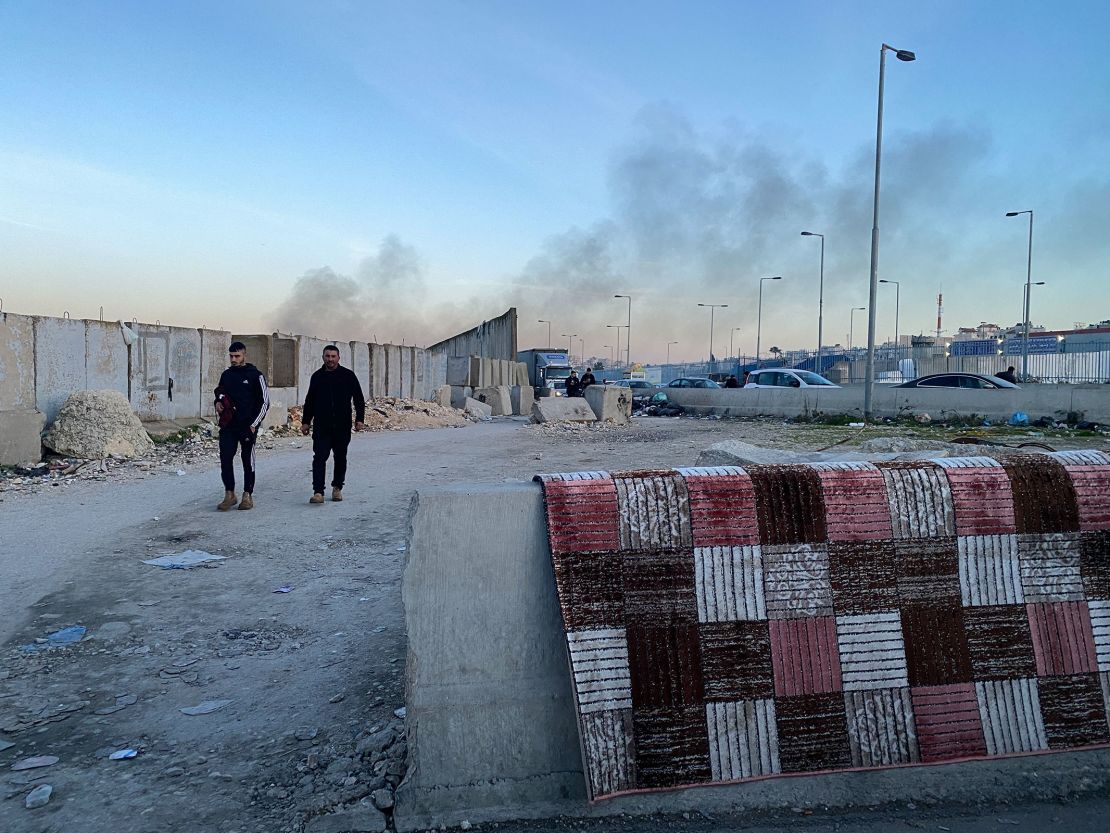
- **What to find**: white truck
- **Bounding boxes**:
[517,349,572,397]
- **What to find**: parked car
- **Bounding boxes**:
[613,379,659,408]
[744,369,841,389]
[894,373,1019,390]
[667,377,721,389]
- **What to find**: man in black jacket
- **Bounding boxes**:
[214,341,270,511]
[300,345,366,504]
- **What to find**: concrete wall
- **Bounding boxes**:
[398,481,1110,830]
[400,346,413,399]
[660,383,1110,423]
[85,320,128,396]
[384,344,402,397]
[427,307,517,362]
[129,324,203,421]
[0,312,36,411]
[34,315,86,423]
[350,341,371,400]
[200,329,231,418]
[369,343,387,398]
[412,347,428,400]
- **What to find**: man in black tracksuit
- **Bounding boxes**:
[214,341,270,511]
[300,344,366,504]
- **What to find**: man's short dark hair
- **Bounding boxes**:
[229,341,246,353]
[323,344,340,354]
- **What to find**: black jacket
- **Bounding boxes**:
[215,363,269,433]
[302,365,366,433]
[580,371,596,388]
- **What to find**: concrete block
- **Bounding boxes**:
[474,385,512,416]
[385,345,403,397]
[530,397,595,423]
[368,343,387,398]
[447,356,471,386]
[584,384,632,425]
[481,357,494,387]
[200,329,232,417]
[0,312,36,411]
[350,342,371,401]
[33,315,85,423]
[463,396,492,421]
[130,324,202,421]
[413,348,429,400]
[433,385,452,407]
[262,386,296,429]
[396,484,585,830]
[400,347,414,399]
[449,386,473,409]
[85,320,128,396]
[469,356,483,388]
[510,385,534,417]
[514,362,530,387]
[0,409,45,465]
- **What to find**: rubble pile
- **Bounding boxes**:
[279,400,470,434]
[42,390,155,460]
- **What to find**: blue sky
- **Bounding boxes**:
[2,1,1108,361]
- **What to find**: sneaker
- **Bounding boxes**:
[238,493,254,510]
[331,488,343,502]
[217,491,238,511]
[309,493,325,505]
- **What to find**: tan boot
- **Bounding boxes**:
[331,488,343,502]
[217,491,238,511]
[238,493,254,510]
[309,493,325,505]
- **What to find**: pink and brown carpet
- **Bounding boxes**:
[537,451,1110,800]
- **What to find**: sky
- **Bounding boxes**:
[2,0,1109,363]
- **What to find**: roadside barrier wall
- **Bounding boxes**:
[398,479,1110,830]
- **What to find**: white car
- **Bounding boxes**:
[744,369,840,389]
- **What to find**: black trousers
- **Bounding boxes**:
[219,428,256,493]
[312,428,351,494]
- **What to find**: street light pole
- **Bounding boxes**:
[864,43,916,420]
[561,333,577,360]
[801,231,825,374]
[849,306,866,351]
[697,303,728,365]
[756,276,783,368]
[606,325,622,367]
[603,344,613,365]
[1006,210,1035,380]
[615,294,632,367]
[537,319,552,347]
[579,337,585,365]
[667,341,678,365]
[730,327,742,360]
[879,279,900,348]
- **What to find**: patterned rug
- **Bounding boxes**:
[537,451,1110,800]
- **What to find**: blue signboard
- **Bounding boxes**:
[1004,336,1061,356]
[950,339,999,357]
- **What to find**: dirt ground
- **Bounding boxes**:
[2,416,1109,833]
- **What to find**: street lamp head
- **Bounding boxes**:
[1034,281,1046,286]
[1006,210,1031,217]
[614,294,629,299]
[800,231,818,237]
[879,279,891,284]
[895,49,916,62]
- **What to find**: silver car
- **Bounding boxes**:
[744,369,840,389]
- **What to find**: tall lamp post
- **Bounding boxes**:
[849,306,866,351]
[606,325,622,367]
[614,294,632,367]
[756,276,782,368]
[603,344,613,365]
[864,42,916,420]
[666,341,678,365]
[537,319,552,347]
[1021,280,1046,369]
[879,279,900,349]
[698,303,728,365]
[801,231,825,374]
[561,333,577,361]
[578,337,585,365]
[730,327,742,360]
[1006,210,1035,380]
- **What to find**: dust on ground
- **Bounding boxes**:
[1,414,1108,833]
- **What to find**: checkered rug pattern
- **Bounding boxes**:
[537,450,1110,800]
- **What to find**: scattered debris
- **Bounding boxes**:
[179,699,233,716]
[20,625,86,652]
[393,707,406,720]
[274,585,293,593]
[142,550,226,569]
[24,784,53,809]
[109,748,139,760]
[0,740,14,752]
[42,390,156,460]
[11,755,60,771]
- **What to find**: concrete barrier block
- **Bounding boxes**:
[200,329,232,417]
[0,409,45,465]
[396,484,585,830]
[33,315,86,423]
[463,397,492,421]
[447,357,471,386]
[510,385,534,417]
[449,386,473,409]
[474,385,512,416]
[369,343,387,398]
[385,345,403,397]
[85,320,128,396]
[400,347,414,399]
[433,385,452,407]
[584,385,631,424]
[530,398,595,423]
[514,363,529,387]
[0,313,37,411]
[468,357,482,388]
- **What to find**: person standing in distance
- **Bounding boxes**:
[214,341,270,511]
[300,345,366,504]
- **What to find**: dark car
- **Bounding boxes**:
[895,373,1019,390]
[667,377,722,389]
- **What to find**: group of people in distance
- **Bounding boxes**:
[214,340,366,512]
[564,366,596,397]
